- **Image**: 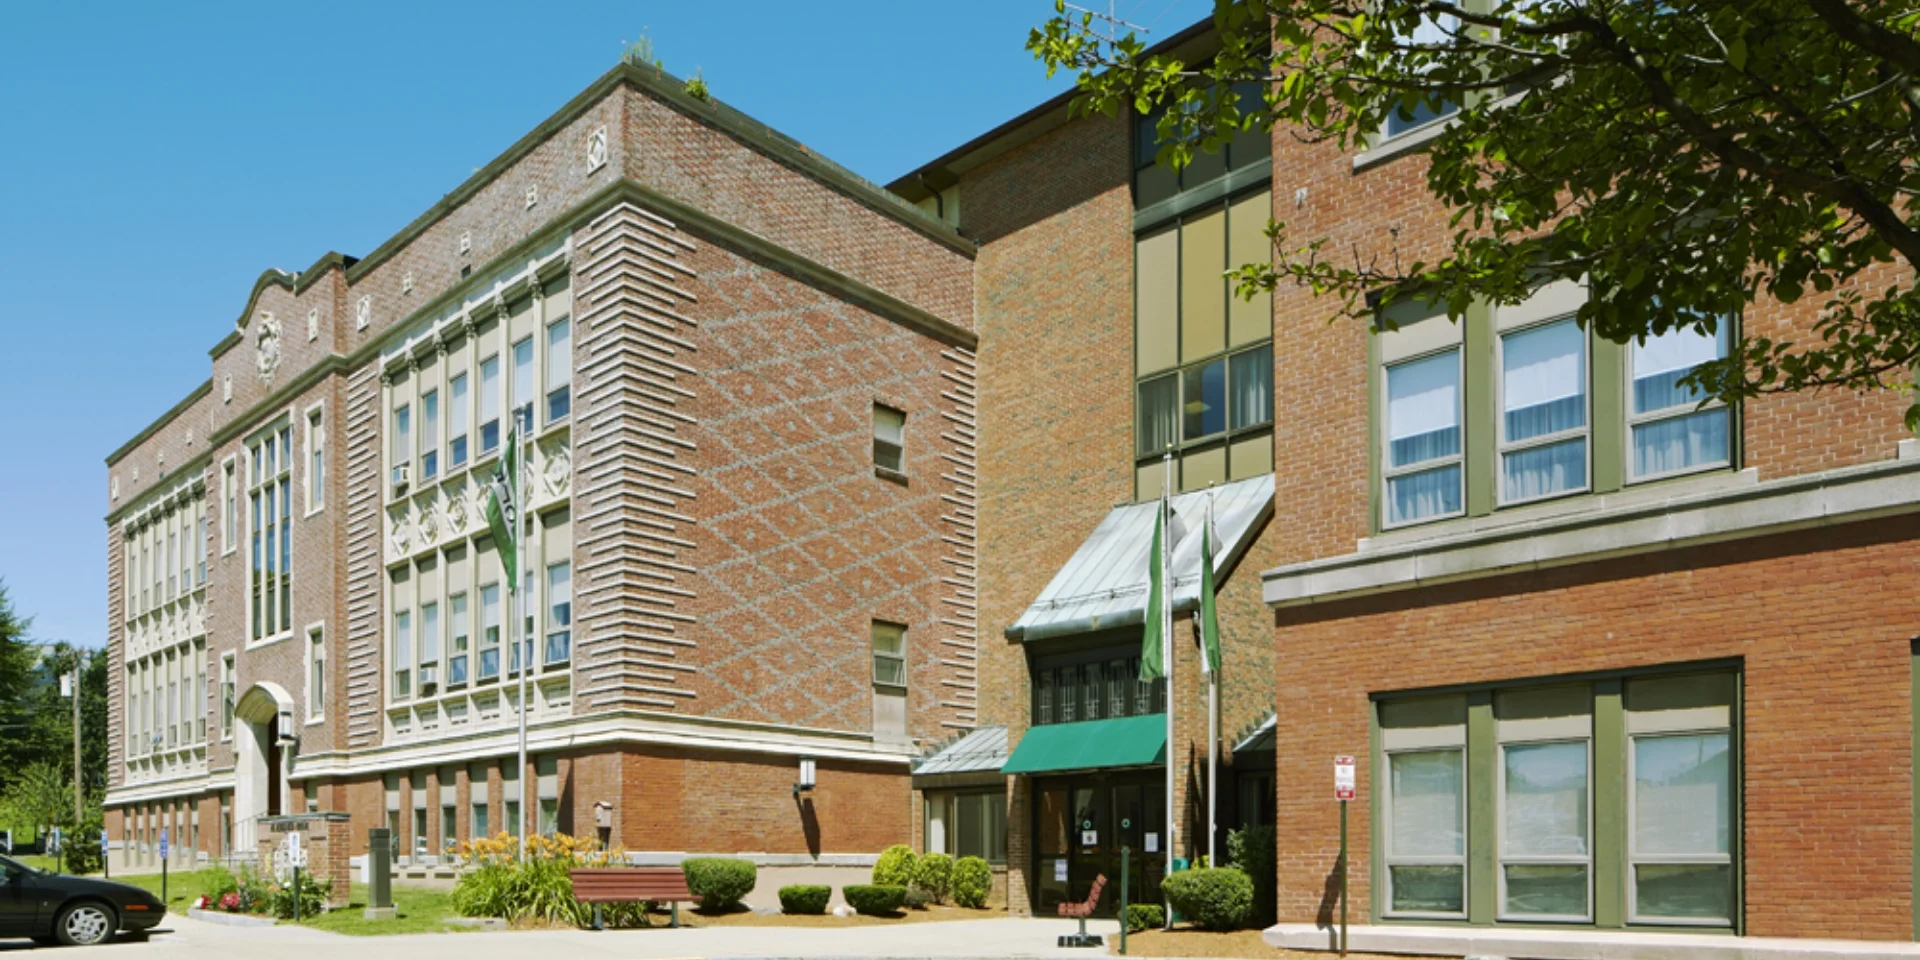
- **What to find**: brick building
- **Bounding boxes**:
[102,61,981,889]
[104,14,1920,955]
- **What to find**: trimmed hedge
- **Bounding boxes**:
[843,884,907,916]
[903,887,931,910]
[682,857,757,910]
[912,852,953,903]
[1162,867,1254,931]
[952,856,992,908]
[1125,903,1166,933]
[871,844,918,887]
[1228,824,1277,927]
[777,884,831,915]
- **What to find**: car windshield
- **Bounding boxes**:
[0,854,41,875]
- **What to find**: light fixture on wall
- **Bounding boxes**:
[792,758,816,799]
[277,708,298,745]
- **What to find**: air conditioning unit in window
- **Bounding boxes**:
[419,665,437,697]
[391,464,410,495]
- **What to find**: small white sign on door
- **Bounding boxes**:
[1081,830,1097,846]
[1145,832,1160,853]
[1054,860,1069,882]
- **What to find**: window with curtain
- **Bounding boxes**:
[1384,350,1463,525]
[872,622,906,689]
[874,405,906,474]
[1134,188,1274,499]
[1387,749,1467,915]
[1630,325,1729,479]
[1500,318,1588,503]
[1498,687,1592,920]
[1627,674,1734,924]
[924,790,1008,863]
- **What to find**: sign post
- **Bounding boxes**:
[1119,845,1131,956]
[100,830,110,879]
[48,828,62,876]
[159,828,169,903]
[285,833,306,923]
[1334,756,1356,957]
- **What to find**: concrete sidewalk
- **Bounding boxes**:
[15,912,1131,960]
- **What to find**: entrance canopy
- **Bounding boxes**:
[1004,475,1272,642]
[1002,715,1167,776]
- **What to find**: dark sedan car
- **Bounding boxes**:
[0,856,165,946]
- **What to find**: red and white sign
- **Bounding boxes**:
[1334,755,1357,801]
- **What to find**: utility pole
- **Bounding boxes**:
[71,665,82,827]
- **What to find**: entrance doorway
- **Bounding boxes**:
[232,683,295,852]
[1032,772,1166,917]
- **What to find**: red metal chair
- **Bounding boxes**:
[1056,874,1107,947]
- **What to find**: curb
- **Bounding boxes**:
[186,908,280,928]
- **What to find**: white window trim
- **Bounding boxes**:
[304,401,327,518]
[305,621,326,724]
[244,415,297,648]
[220,456,238,556]
[1379,346,1467,530]
[1493,735,1595,923]
[1624,323,1734,485]
[1624,720,1735,927]
[1494,315,1592,507]
[1379,743,1470,919]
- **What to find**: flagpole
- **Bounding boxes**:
[1161,447,1174,929]
[515,418,530,860]
[1206,490,1218,871]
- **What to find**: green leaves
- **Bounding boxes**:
[1032,0,1920,408]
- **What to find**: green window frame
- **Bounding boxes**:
[1368,281,1740,533]
[1371,667,1741,931]
[925,789,1008,865]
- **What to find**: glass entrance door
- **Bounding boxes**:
[1032,773,1166,917]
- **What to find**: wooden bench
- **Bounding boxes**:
[1056,873,1107,947]
[569,867,694,929]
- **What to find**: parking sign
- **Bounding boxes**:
[159,828,168,860]
[1334,755,1356,801]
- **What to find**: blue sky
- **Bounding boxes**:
[0,1,1210,647]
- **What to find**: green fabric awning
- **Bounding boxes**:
[1001,714,1167,775]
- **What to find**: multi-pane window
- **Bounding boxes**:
[1381,697,1468,917]
[222,459,237,552]
[1377,671,1737,929]
[872,622,906,689]
[479,582,501,681]
[1133,82,1270,208]
[1032,653,1161,726]
[1384,350,1463,525]
[307,407,325,512]
[449,592,470,687]
[392,609,412,700]
[391,404,411,492]
[421,389,440,482]
[420,600,440,696]
[545,317,571,424]
[196,513,207,585]
[545,562,571,666]
[1383,11,1462,138]
[479,356,501,455]
[1496,687,1592,920]
[1499,318,1588,503]
[220,653,235,739]
[470,760,491,839]
[449,372,469,469]
[1133,188,1274,498]
[874,405,906,474]
[307,627,325,722]
[924,790,1008,864]
[1626,674,1735,924]
[1629,326,1730,480]
[248,425,293,641]
[512,337,534,433]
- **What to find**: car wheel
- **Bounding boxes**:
[54,901,116,946]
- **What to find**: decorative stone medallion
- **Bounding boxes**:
[446,492,468,532]
[586,125,608,171]
[544,445,572,495]
[418,502,439,542]
[255,312,283,384]
[389,511,411,555]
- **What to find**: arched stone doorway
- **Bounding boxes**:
[233,682,296,853]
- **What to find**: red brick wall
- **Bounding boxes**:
[617,746,907,855]
[1271,516,1920,941]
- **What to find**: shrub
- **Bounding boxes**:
[265,870,329,919]
[1125,903,1166,933]
[871,844,918,887]
[205,865,240,898]
[1163,867,1254,931]
[777,884,830,915]
[1227,824,1277,927]
[449,831,627,927]
[682,857,757,911]
[951,856,991,908]
[912,852,953,904]
[902,888,930,910]
[842,884,906,916]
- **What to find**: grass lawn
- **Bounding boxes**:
[15,855,60,872]
[295,882,468,936]
[111,867,233,912]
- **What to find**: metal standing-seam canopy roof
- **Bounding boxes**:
[911,725,1009,777]
[1004,475,1275,642]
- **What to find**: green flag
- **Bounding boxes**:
[485,425,521,586]
[1139,500,1167,681]
[1198,510,1221,676]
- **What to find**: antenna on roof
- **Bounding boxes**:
[1062,1,1148,46]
